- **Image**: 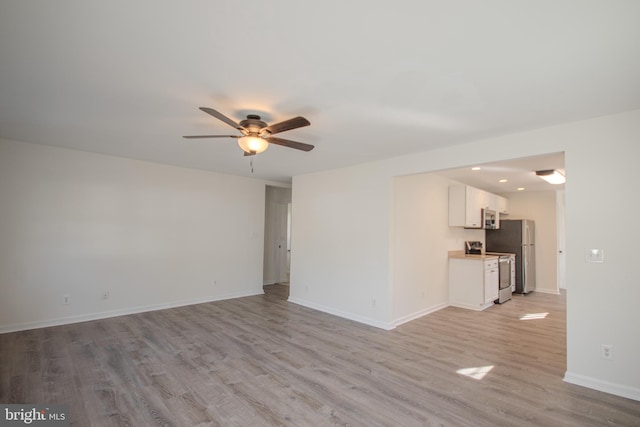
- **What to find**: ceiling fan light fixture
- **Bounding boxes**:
[238,136,269,154]
[536,169,565,184]
[184,107,313,154]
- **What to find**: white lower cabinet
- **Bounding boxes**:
[449,257,499,310]
[484,261,499,304]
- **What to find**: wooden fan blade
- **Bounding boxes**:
[183,135,239,139]
[263,116,310,135]
[266,136,314,152]
[199,107,248,134]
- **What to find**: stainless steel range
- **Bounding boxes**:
[485,251,514,303]
[496,255,514,303]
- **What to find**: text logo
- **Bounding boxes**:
[1,405,69,426]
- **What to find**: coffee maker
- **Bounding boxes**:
[465,241,483,255]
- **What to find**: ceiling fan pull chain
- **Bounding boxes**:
[250,157,254,173]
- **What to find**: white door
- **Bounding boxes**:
[274,202,290,283]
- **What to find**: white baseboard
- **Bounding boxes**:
[534,288,561,295]
[449,301,493,311]
[288,296,395,330]
[564,371,640,402]
[0,290,262,334]
[393,302,448,328]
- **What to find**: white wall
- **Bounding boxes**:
[289,162,393,328]
[0,139,267,332]
[562,113,640,400]
[502,190,558,294]
[290,109,640,400]
[392,173,484,325]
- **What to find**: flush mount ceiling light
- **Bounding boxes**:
[536,169,565,184]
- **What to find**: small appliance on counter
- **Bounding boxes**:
[465,241,483,255]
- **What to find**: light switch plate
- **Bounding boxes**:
[585,248,604,263]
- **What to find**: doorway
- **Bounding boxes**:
[557,190,566,290]
[273,202,291,283]
[263,186,292,299]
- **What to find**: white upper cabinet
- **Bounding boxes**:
[498,195,509,215]
[449,184,509,228]
[465,186,485,228]
[485,192,498,212]
[449,184,483,228]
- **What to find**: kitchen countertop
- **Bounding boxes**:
[448,250,499,260]
[485,251,516,257]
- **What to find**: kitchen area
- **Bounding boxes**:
[447,183,536,310]
[448,176,556,310]
[392,153,564,323]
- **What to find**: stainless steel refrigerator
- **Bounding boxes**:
[486,219,536,294]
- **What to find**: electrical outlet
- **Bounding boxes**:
[586,248,604,263]
[62,294,70,305]
[602,344,613,360]
[101,291,110,300]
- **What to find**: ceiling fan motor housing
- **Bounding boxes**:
[239,115,270,136]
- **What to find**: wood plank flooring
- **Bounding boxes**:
[1,290,639,426]
[263,283,290,300]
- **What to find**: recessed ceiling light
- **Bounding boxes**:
[471,167,481,171]
[517,187,525,191]
[499,179,508,183]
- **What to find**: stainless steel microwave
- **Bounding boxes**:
[483,208,498,229]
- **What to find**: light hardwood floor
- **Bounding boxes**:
[263,283,290,300]
[1,290,639,426]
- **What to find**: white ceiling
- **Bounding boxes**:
[1,1,639,183]
[435,152,565,194]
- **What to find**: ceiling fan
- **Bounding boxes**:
[184,107,313,156]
